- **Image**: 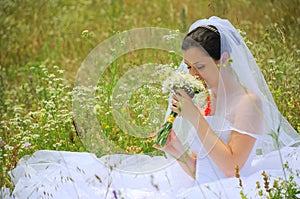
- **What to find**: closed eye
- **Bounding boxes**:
[196,65,205,70]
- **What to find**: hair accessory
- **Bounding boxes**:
[197,25,219,34]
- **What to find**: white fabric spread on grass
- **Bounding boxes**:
[4,117,300,199]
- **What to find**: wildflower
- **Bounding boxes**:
[137,114,144,118]
[93,104,101,114]
[161,71,205,95]
[163,32,178,40]
[0,140,5,147]
[262,171,270,192]
[126,146,142,153]
[105,125,110,129]
[39,109,46,115]
[235,165,243,187]
[81,30,89,38]
[112,190,118,199]
[256,181,261,189]
[4,145,13,150]
[273,179,278,188]
[235,165,240,178]
[267,59,276,64]
[66,115,72,122]
[24,142,31,148]
[48,74,56,78]
[258,189,263,196]
[57,70,64,74]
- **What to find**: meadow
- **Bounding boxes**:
[0,0,299,197]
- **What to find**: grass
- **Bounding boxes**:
[0,0,299,196]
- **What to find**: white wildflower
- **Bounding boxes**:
[57,70,64,74]
[162,71,205,94]
[49,74,56,78]
[162,71,207,107]
[93,104,101,114]
[193,92,207,108]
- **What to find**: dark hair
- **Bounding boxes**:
[182,25,221,61]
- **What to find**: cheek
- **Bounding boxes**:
[203,69,218,82]
[209,70,219,84]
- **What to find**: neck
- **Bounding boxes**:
[208,85,218,99]
[211,87,218,98]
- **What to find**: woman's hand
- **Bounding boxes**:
[153,129,197,179]
[171,89,200,122]
[153,129,186,160]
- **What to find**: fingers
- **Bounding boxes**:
[171,95,180,114]
[153,129,176,149]
[152,144,162,150]
[175,89,189,99]
[149,132,158,138]
[172,99,179,107]
[169,129,176,137]
[172,90,188,107]
[172,92,178,101]
[170,103,180,114]
[166,129,177,145]
[166,129,173,146]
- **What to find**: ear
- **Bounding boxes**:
[221,51,229,64]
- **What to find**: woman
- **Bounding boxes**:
[4,16,300,199]
[155,17,264,182]
[155,16,300,197]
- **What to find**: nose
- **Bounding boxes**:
[189,68,203,80]
[189,67,197,76]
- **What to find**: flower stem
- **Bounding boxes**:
[155,111,178,147]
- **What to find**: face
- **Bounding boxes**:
[183,47,220,89]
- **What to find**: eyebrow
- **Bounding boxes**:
[184,60,204,66]
[193,61,204,65]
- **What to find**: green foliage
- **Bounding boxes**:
[0,63,85,188]
[236,165,300,199]
[255,168,300,199]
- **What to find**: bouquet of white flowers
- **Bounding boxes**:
[155,72,209,147]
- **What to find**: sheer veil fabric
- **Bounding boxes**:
[3,16,300,199]
[172,16,300,157]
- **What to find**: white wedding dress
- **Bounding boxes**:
[3,116,300,199]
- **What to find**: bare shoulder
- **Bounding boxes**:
[234,90,263,133]
[239,91,261,110]
[243,91,260,102]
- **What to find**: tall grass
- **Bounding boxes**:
[0,0,299,190]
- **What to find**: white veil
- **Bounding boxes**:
[166,16,300,157]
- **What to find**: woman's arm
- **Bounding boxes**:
[172,90,258,177]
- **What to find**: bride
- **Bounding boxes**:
[4,16,300,199]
